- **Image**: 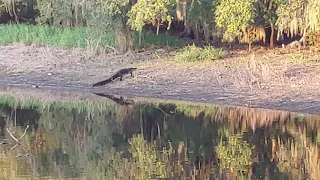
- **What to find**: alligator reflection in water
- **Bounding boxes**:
[91,92,135,105]
[0,98,320,180]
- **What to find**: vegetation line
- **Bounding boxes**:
[0,0,318,53]
[0,24,184,53]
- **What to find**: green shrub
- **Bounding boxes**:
[174,44,224,62]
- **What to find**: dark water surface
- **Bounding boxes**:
[0,95,320,180]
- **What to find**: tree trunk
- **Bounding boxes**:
[203,20,210,44]
[115,18,133,53]
[156,20,160,35]
[267,0,275,48]
[180,20,191,37]
[193,21,200,44]
[138,30,142,48]
[270,22,275,48]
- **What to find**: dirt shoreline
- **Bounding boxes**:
[0,44,319,115]
[0,82,318,115]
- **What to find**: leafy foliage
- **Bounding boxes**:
[35,0,134,52]
[127,0,174,35]
[254,0,284,25]
[187,0,213,22]
[2,0,320,52]
[307,30,320,46]
[174,44,224,62]
[276,0,306,38]
[276,0,320,39]
[36,0,82,26]
[84,0,134,52]
[128,134,174,179]
[188,0,215,42]
[85,0,131,27]
[215,0,257,42]
[216,132,254,173]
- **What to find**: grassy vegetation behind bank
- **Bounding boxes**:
[0,24,184,52]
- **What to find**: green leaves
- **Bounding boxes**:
[215,0,257,42]
[276,0,320,39]
[128,134,174,179]
[174,44,224,62]
[216,132,254,172]
[127,0,174,33]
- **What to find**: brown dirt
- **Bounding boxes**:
[0,44,319,115]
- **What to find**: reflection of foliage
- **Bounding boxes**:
[0,95,117,115]
[216,132,254,173]
[277,130,320,180]
[2,95,320,180]
[99,134,174,180]
[174,103,219,118]
[128,134,174,179]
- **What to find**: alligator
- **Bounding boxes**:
[92,67,137,87]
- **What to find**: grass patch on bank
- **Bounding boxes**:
[0,24,185,52]
[174,44,224,62]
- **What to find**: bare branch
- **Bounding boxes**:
[19,125,30,140]
[6,128,18,142]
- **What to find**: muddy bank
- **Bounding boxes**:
[0,45,319,115]
[0,82,318,116]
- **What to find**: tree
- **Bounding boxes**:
[127,0,173,47]
[127,0,173,35]
[0,0,38,24]
[175,0,216,44]
[1,0,20,22]
[188,0,214,44]
[85,0,134,53]
[36,0,85,27]
[276,0,320,43]
[255,0,285,48]
[215,0,257,50]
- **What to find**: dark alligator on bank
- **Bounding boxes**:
[92,68,137,87]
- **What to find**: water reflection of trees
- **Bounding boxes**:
[0,100,320,179]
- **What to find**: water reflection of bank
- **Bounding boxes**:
[0,95,319,180]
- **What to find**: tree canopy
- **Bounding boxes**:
[1,0,320,51]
